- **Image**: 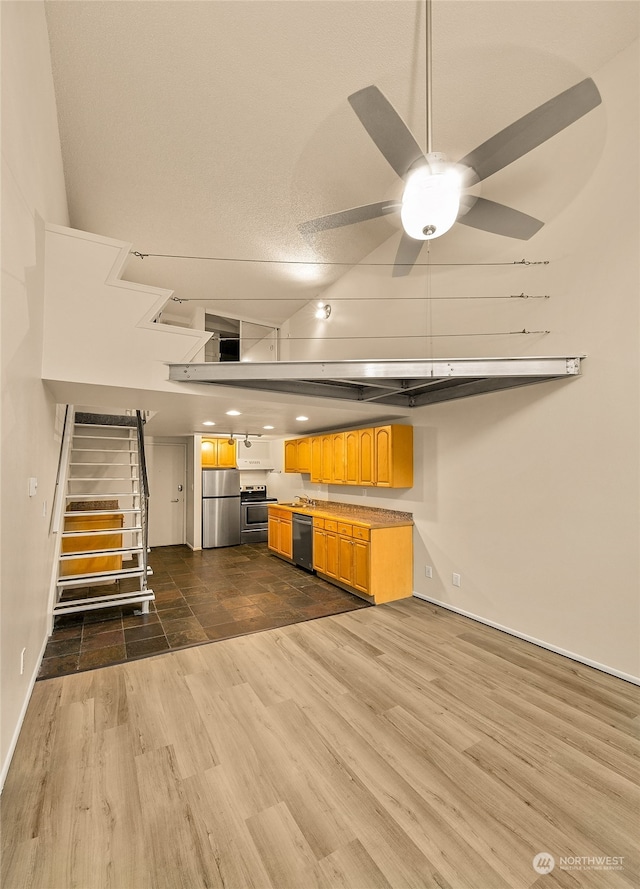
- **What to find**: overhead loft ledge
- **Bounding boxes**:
[168,357,583,408]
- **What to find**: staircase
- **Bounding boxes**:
[53,410,154,617]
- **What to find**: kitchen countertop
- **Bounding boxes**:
[272,499,413,529]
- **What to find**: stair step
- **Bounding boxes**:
[60,546,143,560]
[57,566,147,588]
[73,435,134,442]
[72,448,137,453]
[68,477,139,482]
[69,461,138,466]
[64,508,141,517]
[62,526,143,537]
[53,590,155,615]
[75,413,137,428]
[65,492,140,499]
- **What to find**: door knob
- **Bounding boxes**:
[171,499,179,502]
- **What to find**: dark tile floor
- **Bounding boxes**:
[38,543,370,680]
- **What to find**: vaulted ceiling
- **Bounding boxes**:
[43,1,638,436]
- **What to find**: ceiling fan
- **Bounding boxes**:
[299,4,602,277]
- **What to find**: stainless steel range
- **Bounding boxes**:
[240,485,277,544]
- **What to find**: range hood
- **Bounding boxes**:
[171,357,583,408]
[236,439,275,470]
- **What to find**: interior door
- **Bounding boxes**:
[147,443,186,547]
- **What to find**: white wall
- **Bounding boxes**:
[271,42,640,681]
[1,1,70,788]
[42,225,211,393]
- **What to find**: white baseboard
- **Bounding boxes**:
[412,592,640,687]
[185,541,201,552]
[0,631,49,794]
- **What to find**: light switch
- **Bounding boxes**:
[28,477,38,497]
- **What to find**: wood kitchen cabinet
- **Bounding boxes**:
[312,523,326,573]
[358,427,375,486]
[202,438,237,468]
[285,438,312,474]
[345,430,360,485]
[267,507,293,560]
[373,425,413,487]
[308,435,332,483]
[284,439,298,472]
[289,424,413,488]
[296,437,311,473]
[311,515,408,603]
[332,433,346,483]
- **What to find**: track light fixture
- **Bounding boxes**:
[315,303,331,320]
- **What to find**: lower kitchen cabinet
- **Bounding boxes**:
[267,508,293,560]
[312,517,410,603]
[269,506,412,603]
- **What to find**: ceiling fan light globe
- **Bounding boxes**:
[401,165,462,240]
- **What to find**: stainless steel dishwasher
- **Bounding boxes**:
[292,513,314,571]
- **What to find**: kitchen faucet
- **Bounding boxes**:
[294,494,316,508]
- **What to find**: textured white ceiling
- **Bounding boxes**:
[43,0,638,434]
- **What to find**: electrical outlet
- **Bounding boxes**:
[425,566,433,578]
[20,647,26,675]
[452,573,461,587]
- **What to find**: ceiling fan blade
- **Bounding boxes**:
[348,85,426,179]
[298,201,400,236]
[458,77,601,184]
[458,195,544,240]
[392,232,424,277]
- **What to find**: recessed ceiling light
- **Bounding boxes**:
[226,410,241,416]
[263,425,274,430]
[296,416,309,422]
[202,421,215,426]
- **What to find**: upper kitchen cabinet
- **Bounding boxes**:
[284,437,311,474]
[289,424,413,488]
[202,437,237,468]
[373,425,413,487]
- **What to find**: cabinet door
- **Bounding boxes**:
[279,519,293,559]
[284,439,298,472]
[201,439,216,467]
[312,527,326,573]
[268,514,280,552]
[331,433,346,483]
[337,536,354,586]
[374,426,392,486]
[325,530,339,578]
[352,540,370,593]
[386,425,413,488]
[345,430,359,485]
[359,428,375,486]
[217,439,237,467]
[320,435,332,483]
[297,438,311,473]
[310,436,322,482]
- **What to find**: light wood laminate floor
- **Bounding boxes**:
[2,599,639,889]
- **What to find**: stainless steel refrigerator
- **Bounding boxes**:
[202,468,241,548]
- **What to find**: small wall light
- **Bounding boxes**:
[315,303,331,320]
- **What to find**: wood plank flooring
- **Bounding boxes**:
[2,599,638,889]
